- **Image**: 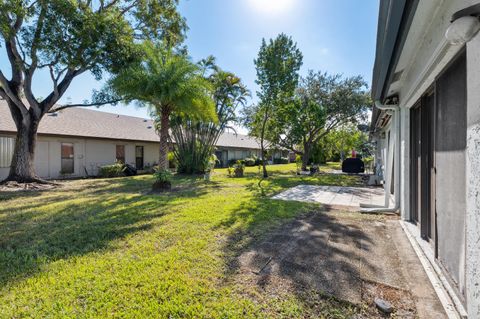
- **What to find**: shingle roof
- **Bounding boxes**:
[0,100,262,149]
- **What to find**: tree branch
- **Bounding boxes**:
[40,68,87,113]
[5,36,25,87]
[0,70,28,116]
[48,99,122,113]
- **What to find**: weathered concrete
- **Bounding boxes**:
[466,31,480,318]
[236,211,446,318]
[272,185,388,208]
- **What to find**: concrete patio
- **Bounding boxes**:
[236,211,446,318]
[272,185,390,208]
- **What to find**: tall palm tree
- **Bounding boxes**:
[110,42,216,170]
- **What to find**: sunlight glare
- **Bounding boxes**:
[247,0,295,15]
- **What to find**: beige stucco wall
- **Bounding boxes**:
[0,134,159,180]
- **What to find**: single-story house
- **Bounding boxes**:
[370,1,480,317]
[0,101,287,180]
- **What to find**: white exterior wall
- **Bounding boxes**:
[394,0,477,223]
[399,107,410,220]
[0,135,159,180]
[465,31,480,318]
[394,1,476,220]
[382,1,480,316]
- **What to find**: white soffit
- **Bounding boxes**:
[386,0,445,97]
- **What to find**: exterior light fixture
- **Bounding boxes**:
[446,4,480,45]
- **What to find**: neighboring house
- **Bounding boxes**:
[0,102,284,180]
[370,1,480,317]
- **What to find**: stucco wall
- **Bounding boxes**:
[382,1,480,314]
[466,31,480,318]
[0,135,159,180]
[0,135,266,179]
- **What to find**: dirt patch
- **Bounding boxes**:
[361,280,417,318]
[0,181,60,192]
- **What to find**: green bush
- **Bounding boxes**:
[168,152,177,169]
[153,168,172,183]
[273,157,289,164]
[244,157,256,166]
[228,158,244,166]
[228,160,245,178]
[99,162,125,178]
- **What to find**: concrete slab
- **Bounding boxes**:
[236,211,446,318]
[272,185,389,208]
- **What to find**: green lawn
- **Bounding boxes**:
[0,163,364,318]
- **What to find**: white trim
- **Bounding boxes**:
[402,38,450,109]
[400,221,467,318]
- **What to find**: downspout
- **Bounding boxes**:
[361,100,401,213]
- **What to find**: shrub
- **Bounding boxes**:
[204,154,218,173]
[228,160,245,178]
[295,155,302,171]
[152,168,172,191]
[99,162,125,178]
[228,158,246,166]
[168,152,177,169]
[153,168,172,183]
[244,157,256,167]
[273,157,289,164]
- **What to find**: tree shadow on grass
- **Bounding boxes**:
[216,193,378,316]
[0,175,216,287]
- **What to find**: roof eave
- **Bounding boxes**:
[371,0,419,103]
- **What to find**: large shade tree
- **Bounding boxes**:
[243,33,303,178]
[272,71,370,170]
[0,0,186,183]
[109,42,216,172]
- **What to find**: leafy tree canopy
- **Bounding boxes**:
[244,33,303,177]
[0,0,186,182]
[269,70,370,169]
[108,41,216,171]
[171,57,250,174]
[109,42,216,121]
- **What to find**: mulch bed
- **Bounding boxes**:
[0,181,60,192]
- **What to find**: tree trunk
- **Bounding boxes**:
[260,109,269,178]
[301,143,311,171]
[261,147,268,178]
[158,108,171,170]
[5,113,41,183]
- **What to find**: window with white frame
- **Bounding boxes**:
[0,137,15,168]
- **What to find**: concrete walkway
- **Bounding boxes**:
[272,185,388,208]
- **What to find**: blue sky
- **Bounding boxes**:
[1,0,379,129]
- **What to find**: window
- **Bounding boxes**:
[61,143,74,174]
[116,145,125,163]
[0,137,14,168]
[135,146,144,169]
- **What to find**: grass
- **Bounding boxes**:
[0,163,365,318]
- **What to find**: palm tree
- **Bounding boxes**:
[170,58,250,173]
[110,42,216,171]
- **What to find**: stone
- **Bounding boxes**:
[375,298,393,314]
